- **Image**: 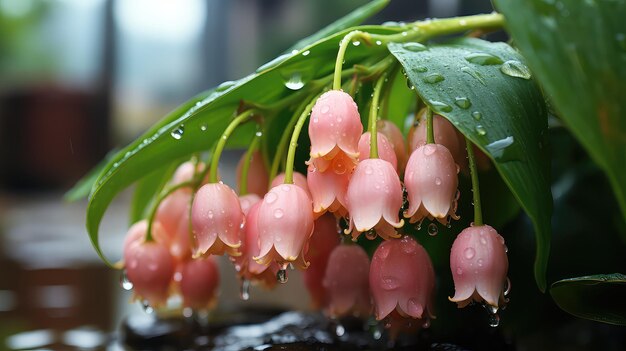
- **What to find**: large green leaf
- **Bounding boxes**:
[550,274,626,325]
[86,25,398,265]
[494,0,626,222]
[129,162,180,225]
[389,38,552,291]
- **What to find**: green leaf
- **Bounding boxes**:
[86,24,398,265]
[129,162,180,225]
[64,148,118,202]
[494,0,626,222]
[285,0,390,53]
[551,274,626,326]
[389,38,552,291]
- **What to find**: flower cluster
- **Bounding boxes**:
[120,89,510,338]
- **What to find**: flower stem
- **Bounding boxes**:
[284,93,322,184]
[369,74,386,159]
[334,31,369,90]
[210,110,255,183]
[239,124,263,195]
[426,107,435,144]
[465,137,483,226]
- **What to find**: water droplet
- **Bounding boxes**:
[240,279,250,301]
[428,100,453,112]
[352,41,361,46]
[199,124,207,131]
[423,73,445,84]
[465,52,503,65]
[477,258,484,267]
[423,144,436,156]
[406,78,415,90]
[170,125,185,140]
[475,125,487,136]
[365,229,377,240]
[141,300,154,314]
[504,277,512,296]
[480,237,487,245]
[277,269,288,283]
[435,177,442,186]
[284,73,305,90]
[375,40,382,46]
[500,60,532,79]
[454,97,471,109]
[460,66,486,85]
[207,210,214,219]
[423,319,431,328]
[486,136,524,162]
[381,276,399,290]
[464,247,476,259]
[274,209,284,219]
[320,105,330,113]
[412,65,428,73]
[364,165,373,175]
[471,111,482,120]
[403,42,427,52]
[488,313,500,327]
[456,267,463,275]
[335,324,345,337]
[302,50,310,56]
[120,270,133,290]
[265,192,278,204]
[216,80,236,92]
[428,223,438,236]
[256,53,292,73]
[333,159,347,174]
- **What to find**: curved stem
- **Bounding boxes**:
[284,93,322,184]
[145,181,193,242]
[334,31,369,90]
[369,74,386,159]
[210,110,256,183]
[239,125,263,195]
[426,107,435,144]
[465,137,483,226]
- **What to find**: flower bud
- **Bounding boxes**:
[303,213,340,309]
[358,132,398,172]
[370,236,435,321]
[345,159,403,241]
[404,143,460,226]
[323,245,371,318]
[191,183,243,256]
[449,224,509,310]
[309,90,362,174]
[377,120,408,175]
[255,184,314,269]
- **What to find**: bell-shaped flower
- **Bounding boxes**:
[370,236,435,321]
[377,120,408,175]
[191,183,244,257]
[232,201,280,289]
[358,132,398,172]
[123,222,175,307]
[449,224,509,310]
[254,184,314,269]
[239,194,261,216]
[308,90,362,174]
[302,213,340,309]
[271,172,310,195]
[236,150,269,197]
[409,110,467,170]
[306,164,349,217]
[323,244,372,318]
[345,159,403,241]
[179,256,220,310]
[404,143,460,226]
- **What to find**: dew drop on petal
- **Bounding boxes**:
[381,276,399,290]
[274,209,284,219]
[464,247,476,259]
[364,165,373,175]
[435,177,442,186]
[456,267,463,275]
[265,192,278,204]
[423,144,436,156]
[119,270,133,291]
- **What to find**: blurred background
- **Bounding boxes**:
[3,1,623,350]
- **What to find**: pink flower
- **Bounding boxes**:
[179,256,220,309]
[155,190,193,261]
[370,236,435,321]
[123,222,175,307]
[449,224,509,310]
[254,184,314,269]
[309,90,363,174]
[239,194,261,216]
[306,163,349,217]
[323,245,371,318]
[409,111,467,170]
[236,150,269,197]
[345,159,403,241]
[191,183,244,257]
[271,172,310,195]
[358,132,398,172]
[404,143,460,226]
[302,214,340,309]
[377,120,408,175]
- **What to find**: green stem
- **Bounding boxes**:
[145,181,193,242]
[426,107,435,144]
[269,99,310,187]
[209,110,256,183]
[465,137,483,226]
[284,93,321,184]
[239,125,263,195]
[334,31,369,90]
[369,74,386,159]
